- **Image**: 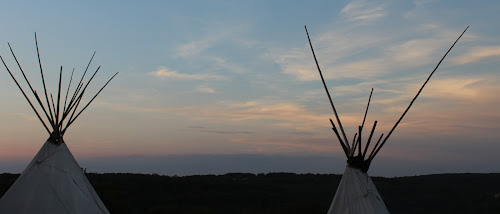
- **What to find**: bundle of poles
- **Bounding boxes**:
[0,33,118,141]
[305,26,468,171]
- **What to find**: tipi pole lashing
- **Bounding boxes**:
[363,120,377,158]
[330,118,350,157]
[35,33,56,126]
[370,26,469,160]
[305,25,351,151]
[0,56,51,134]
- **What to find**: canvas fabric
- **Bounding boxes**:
[0,140,109,214]
[327,166,389,214]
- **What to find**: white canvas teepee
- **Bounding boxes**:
[0,33,117,214]
[305,26,468,214]
[327,167,388,214]
[0,141,109,213]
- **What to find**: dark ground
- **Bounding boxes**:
[0,172,499,213]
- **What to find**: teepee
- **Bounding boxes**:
[0,33,117,214]
[305,26,468,214]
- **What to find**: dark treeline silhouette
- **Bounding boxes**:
[0,172,499,213]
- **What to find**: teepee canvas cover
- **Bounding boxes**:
[0,141,108,213]
[305,26,468,214]
[0,33,117,214]
[327,167,388,214]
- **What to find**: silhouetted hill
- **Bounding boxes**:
[0,172,499,213]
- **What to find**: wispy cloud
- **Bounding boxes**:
[199,130,255,135]
[422,77,500,102]
[175,39,216,58]
[340,0,386,22]
[149,67,227,80]
[413,0,438,7]
[451,46,500,65]
[96,100,339,131]
[173,26,245,58]
[387,38,444,66]
[271,47,316,81]
[273,23,468,82]
[194,86,216,93]
[421,78,482,100]
[213,57,247,74]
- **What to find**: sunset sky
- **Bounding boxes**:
[0,0,499,177]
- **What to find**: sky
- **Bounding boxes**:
[0,0,499,177]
